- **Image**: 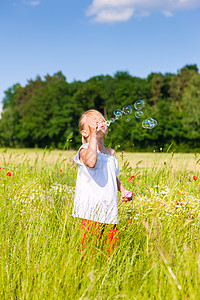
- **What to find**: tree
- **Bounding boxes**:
[148,73,164,111]
[181,73,200,140]
[0,65,200,152]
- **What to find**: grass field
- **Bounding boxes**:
[0,148,200,299]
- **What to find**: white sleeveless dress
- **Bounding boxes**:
[72,143,119,224]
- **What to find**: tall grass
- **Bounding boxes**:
[0,148,200,299]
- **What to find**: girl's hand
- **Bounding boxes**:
[121,190,133,202]
[88,121,106,134]
[88,121,98,134]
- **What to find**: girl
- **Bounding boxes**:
[72,109,132,255]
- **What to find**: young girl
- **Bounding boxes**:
[72,109,132,255]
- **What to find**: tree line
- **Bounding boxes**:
[0,64,200,152]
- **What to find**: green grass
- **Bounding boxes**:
[0,148,200,299]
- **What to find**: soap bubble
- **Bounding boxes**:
[122,105,132,115]
[134,100,145,111]
[135,111,143,118]
[109,118,116,123]
[113,109,123,119]
[107,102,157,131]
[126,118,135,127]
[142,118,157,129]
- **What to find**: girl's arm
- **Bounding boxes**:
[116,177,126,194]
[80,126,98,168]
[117,177,133,201]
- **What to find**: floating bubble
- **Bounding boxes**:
[122,105,132,115]
[109,118,116,123]
[126,118,135,127]
[152,119,157,126]
[107,101,157,131]
[113,109,123,119]
[135,111,143,119]
[142,119,151,129]
[142,118,157,129]
[134,100,145,111]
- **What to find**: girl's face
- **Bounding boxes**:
[84,113,108,137]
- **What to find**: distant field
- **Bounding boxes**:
[1,148,199,171]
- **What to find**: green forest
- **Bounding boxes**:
[0,64,200,152]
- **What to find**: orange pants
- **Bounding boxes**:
[81,219,118,255]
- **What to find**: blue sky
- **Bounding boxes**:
[1,0,200,112]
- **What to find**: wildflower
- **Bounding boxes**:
[59,170,63,173]
[177,191,182,195]
[0,167,1,170]
[121,190,135,202]
[193,176,197,181]
[124,190,132,199]
[6,172,12,177]
[128,176,135,182]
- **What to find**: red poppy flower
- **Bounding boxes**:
[177,191,182,195]
[132,192,136,197]
[193,176,197,181]
[59,170,63,173]
[128,176,135,182]
[0,167,1,170]
[6,172,12,176]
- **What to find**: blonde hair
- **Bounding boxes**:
[79,109,105,144]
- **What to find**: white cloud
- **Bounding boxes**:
[29,1,40,6]
[23,1,40,6]
[162,10,173,17]
[87,0,200,22]
[90,8,134,22]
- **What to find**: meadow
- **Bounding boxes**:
[0,148,200,299]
